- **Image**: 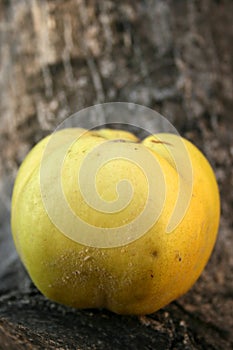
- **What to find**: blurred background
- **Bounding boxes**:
[0,1,232,349]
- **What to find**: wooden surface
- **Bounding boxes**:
[0,0,232,349]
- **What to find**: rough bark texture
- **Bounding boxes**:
[0,0,232,349]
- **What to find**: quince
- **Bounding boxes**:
[11,128,220,314]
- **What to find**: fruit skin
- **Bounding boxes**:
[11,128,220,315]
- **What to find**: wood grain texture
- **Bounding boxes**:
[0,0,232,349]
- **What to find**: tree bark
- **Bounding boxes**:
[0,0,232,349]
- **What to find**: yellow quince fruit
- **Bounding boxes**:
[11,128,220,315]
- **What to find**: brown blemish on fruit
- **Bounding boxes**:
[151,250,158,258]
[91,133,103,138]
[151,140,173,146]
[175,251,182,262]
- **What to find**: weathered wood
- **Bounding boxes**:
[0,0,232,349]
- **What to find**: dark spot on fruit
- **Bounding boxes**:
[151,274,154,278]
[151,140,173,146]
[151,250,158,258]
[91,133,103,138]
[175,251,182,262]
